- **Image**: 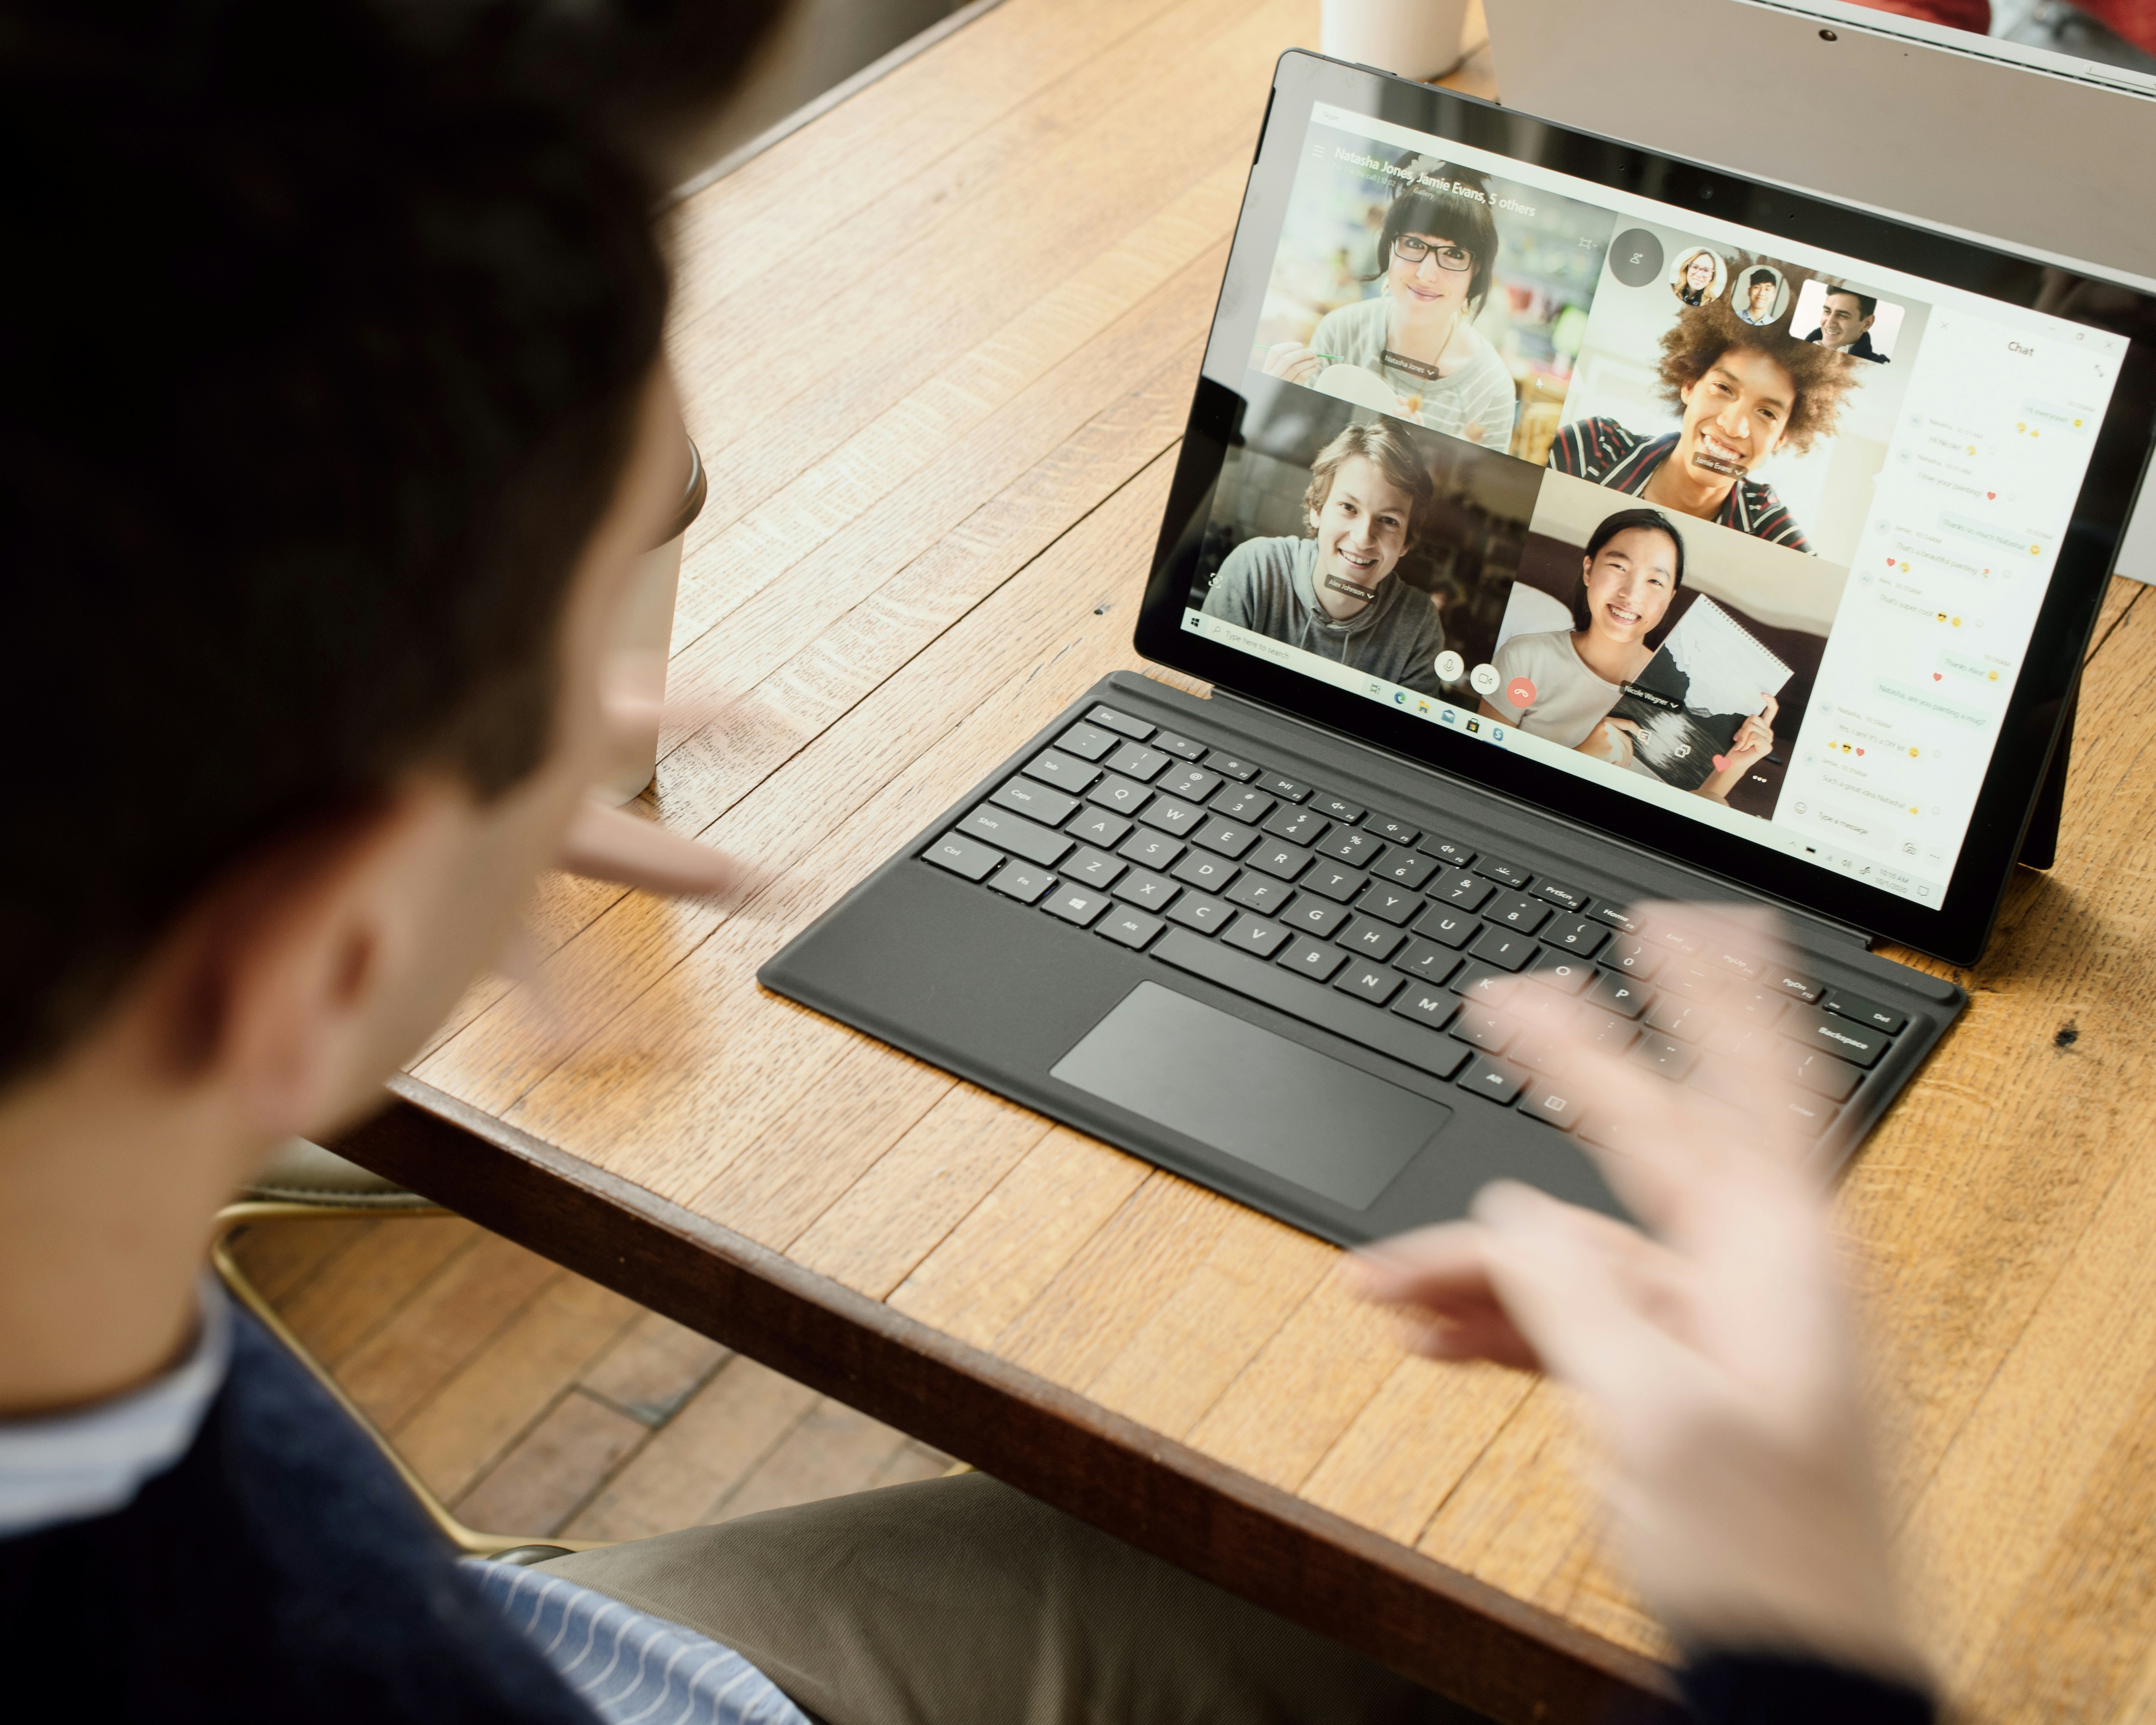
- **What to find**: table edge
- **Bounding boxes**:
[329,1074,1678,1721]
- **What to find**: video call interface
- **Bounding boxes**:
[1181,103,2129,908]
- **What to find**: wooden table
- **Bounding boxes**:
[333,3,2156,1718]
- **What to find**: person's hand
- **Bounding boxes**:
[1350,905,1923,1686]
[1726,692,1777,772]
[1261,341,1325,385]
[1576,714,1641,769]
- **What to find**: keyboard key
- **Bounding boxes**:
[1528,954,1596,996]
[1450,1002,1514,1054]
[1246,840,1312,881]
[1192,817,1261,859]
[1660,964,1724,1002]
[1104,741,1169,781]
[1646,996,1710,1042]
[1263,805,1330,846]
[1205,750,1260,781]
[924,832,1003,881]
[1152,730,1206,761]
[1024,748,1101,795]
[1412,906,1477,948]
[1087,705,1153,740]
[1390,985,1459,1032]
[1258,772,1311,802]
[1423,836,1475,868]
[1457,1056,1527,1107]
[1116,869,1178,911]
[1165,892,1233,934]
[1530,878,1589,913]
[1354,882,1423,927]
[1604,937,1664,979]
[1730,985,1789,1026]
[1767,966,1825,1004]
[1171,851,1238,894]
[1312,793,1364,822]
[1318,829,1386,868]
[1474,854,1532,889]
[1394,940,1464,986]
[1338,918,1405,962]
[1376,851,1438,890]
[1136,795,1206,836]
[1708,944,1764,983]
[1592,977,1652,1020]
[1158,763,1222,802]
[1066,807,1132,848]
[1222,916,1291,958]
[1118,830,1184,871]
[1056,721,1118,762]
[991,777,1079,826]
[959,805,1072,867]
[1541,917,1608,957]
[1334,961,1403,1006]
[1042,883,1111,926]
[1448,960,1512,1004]
[1096,905,1165,949]
[1063,847,1126,890]
[1467,926,1537,972]
[1823,989,1908,1035]
[1282,898,1351,938]
[1782,1093,1841,1138]
[1631,1032,1697,1081]
[1431,868,1493,911]
[1591,902,1644,935]
[1276,934,1344,978]
[1367,815,1420,846]
[1647,921,1702,957]
[1779,1007,1888,1069]
[1576,1005,1640,1054]
[1518,1081,1586,1132]
[1213,786,1275,824]
[1486,893,1551,934]
[1789,1048,1862,1100]
[1150,931,1470,1081]
[1225,873,1295,915]
[1302,863,1367,904]
[985,862,1055,903]
[1086,774,1152,816]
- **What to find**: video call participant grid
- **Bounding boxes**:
[922,704,1907,1146]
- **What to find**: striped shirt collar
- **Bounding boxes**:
[0,1278,231,1539]
[1597,430,1769,536]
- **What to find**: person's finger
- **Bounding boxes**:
[556,799,767,899]
[1607,718,1642,734]
[1758,693,1780,724]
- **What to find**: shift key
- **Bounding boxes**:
[958,805,1072,867]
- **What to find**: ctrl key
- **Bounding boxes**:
[1042,883,1112,928]
[925,832,1002,882]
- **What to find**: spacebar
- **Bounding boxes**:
[1153,931,1468,1080]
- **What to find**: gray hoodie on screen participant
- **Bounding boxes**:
[1200,535,1446,695]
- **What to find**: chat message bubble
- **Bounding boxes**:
[1877,679,1992,727]
[1942,512,2047,556]
[1939,650,2008,688]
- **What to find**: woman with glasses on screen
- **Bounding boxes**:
[1261,162,1519,452]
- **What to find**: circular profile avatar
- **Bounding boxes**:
[1731,264,1787,327]
[1479,506,1774,801]
[1670,246,1724,308]
[1261,157,1518,451]
[1546,276,1862,550]
[1199,419,1448,694]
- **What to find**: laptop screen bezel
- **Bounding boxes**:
[1131,49,2156,968]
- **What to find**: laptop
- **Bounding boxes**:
[760,51,2156,1245]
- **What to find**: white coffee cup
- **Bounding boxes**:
[599,435,708,805]
[1320,0,1480,80]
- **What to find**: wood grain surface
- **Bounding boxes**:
[331,3,2156,1717]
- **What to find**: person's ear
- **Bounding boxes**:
[149,782,475,1137]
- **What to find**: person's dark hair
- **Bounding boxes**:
[1366,158,1501,314]
[1748,268,1777,289]
[1302,418,1438,548]
[0,0,782,1084]
[1569,508,1686,632]
[1824,286,1879,319]
[1658,268,1861,452]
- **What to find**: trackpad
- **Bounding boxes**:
[1049,982,1448,1210]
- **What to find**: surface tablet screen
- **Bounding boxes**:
[1150,58,2147,947]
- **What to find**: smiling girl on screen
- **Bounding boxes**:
[1200,419,1447,694]
[1480,506,1775,804]
[1260,159,1518,452]
[1550,281,1862,552]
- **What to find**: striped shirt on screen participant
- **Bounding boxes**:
[1549,417,1812,552]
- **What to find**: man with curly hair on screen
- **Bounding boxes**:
[1549,275,1863,552]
